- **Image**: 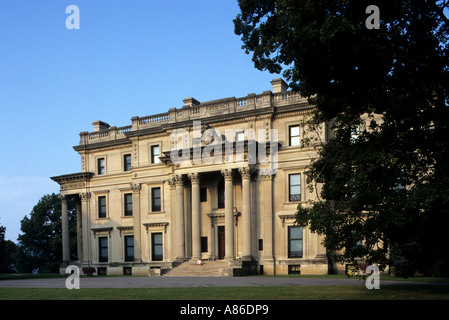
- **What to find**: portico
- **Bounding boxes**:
[168,166,259,263]
[50,172,93,268]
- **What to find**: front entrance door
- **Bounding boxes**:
[218,226,225,260]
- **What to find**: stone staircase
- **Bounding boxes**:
[164,260,232,277]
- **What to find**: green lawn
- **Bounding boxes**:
[1,285,449,300]
[1,274,448,300]
[0,273,65,281]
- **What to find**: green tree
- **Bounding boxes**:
[15,194,77,273]
[235,0,449,276]
[0,222,17,273]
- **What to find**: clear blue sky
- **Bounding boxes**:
[0,0,276,241]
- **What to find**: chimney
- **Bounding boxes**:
[271,78,288,93]
[92,120,110,132]
[183,97,201,107]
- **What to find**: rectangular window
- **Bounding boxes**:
[151,187,161,212]
[289,125,300,146]
[201,237,208,253]
[97,267,107,275]
[200,187,207,202]
[124,193,133,216]
[289,174,301,202]
[217,181,225,209]
[151,145,160,164]
[97,158,105,175]
[288,226,303,258]
[152,233,163,261]
[98,237,108,262]
[123,154,131,172]
[288,265,301,275]
[123,267,132,275]
[98,196,107,218]
[124,235,134,262]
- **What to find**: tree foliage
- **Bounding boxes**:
[0,222,17,273]
[235,0,449,276]
[15,194,77,273]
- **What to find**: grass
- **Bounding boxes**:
[0,273,65,281]
[258,273,449,283]
[0,285,448,300]
[0,273,448,300]
[4,273,447,282]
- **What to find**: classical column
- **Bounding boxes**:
[221,169,234,260]
[76,200,83,261]
[261,172,274,261]
[189,172,201,260]
[59,195,70,263]
[174,174,185,260]
[185,183,192,259]
[131,183,142,263]
[239,167,252,260]
[79,192,91,265]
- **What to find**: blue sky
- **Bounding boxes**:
[0,0,276,241]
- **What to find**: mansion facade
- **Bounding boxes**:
[51,79,332,276]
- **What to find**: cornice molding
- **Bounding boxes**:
[73,101,312,152]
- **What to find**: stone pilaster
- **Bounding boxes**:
[76,201,83,261]
[79,192,91,265]
[131,183,142,263]
[173,174,185,260]
[261,173,274,261]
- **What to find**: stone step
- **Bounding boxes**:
[164,260,231,277]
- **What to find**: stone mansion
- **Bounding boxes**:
[51,79,332,276]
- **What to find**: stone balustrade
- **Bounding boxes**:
[78,88,307,146]
[79,125,132,145]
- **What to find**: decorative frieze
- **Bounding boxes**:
[60,182,86,191]
[51,172,93,191]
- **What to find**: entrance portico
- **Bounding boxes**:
[51,172,93,270]
[169,166,257,263]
